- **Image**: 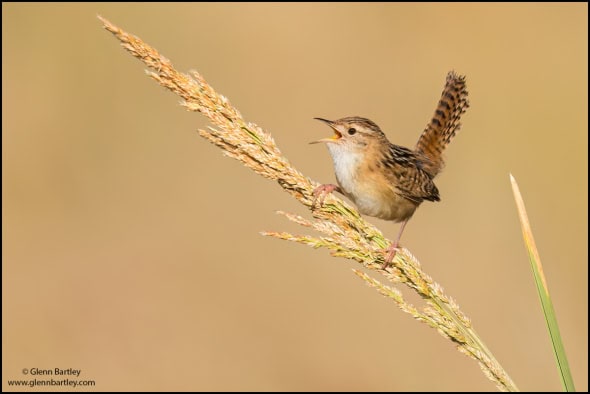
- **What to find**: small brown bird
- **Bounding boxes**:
[311,71,469,266]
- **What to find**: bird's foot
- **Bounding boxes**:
[382,242,400,269]
[312,184,340,210]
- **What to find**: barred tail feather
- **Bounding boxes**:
[415,71,469,177]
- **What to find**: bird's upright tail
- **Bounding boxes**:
[415,71,469,177]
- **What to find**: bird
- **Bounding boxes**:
[310,71,469,267]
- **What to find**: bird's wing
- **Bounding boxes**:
[382,145,440,203]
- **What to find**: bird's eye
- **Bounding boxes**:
[347,128,357,135]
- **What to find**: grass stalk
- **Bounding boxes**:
[99,15,518,391]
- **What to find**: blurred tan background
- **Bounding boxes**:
[2,3,587,391]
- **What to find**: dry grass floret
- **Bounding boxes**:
[99,16,518,391]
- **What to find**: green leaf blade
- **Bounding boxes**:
[510,174,576,392]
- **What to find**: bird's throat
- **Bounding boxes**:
[326,143,362,198]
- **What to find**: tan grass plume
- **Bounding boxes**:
[99,16,518,391]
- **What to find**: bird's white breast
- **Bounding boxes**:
[326,143,362,197]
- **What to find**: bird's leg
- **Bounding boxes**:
[312,184,342,209]
[383,219,409,268]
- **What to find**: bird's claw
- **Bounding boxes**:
[311,184,339,210]
[382,243,400,269]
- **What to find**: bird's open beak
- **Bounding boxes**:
[310,117,342,144]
